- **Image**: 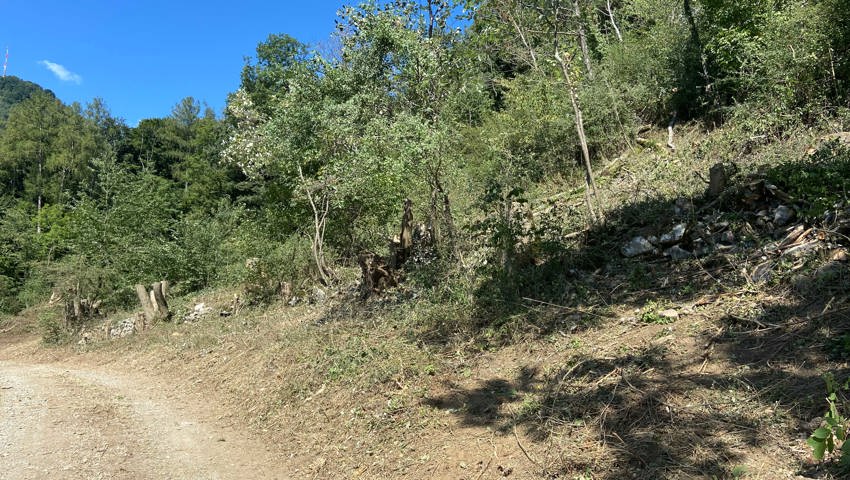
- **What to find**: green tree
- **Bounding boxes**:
[0,92,70,233]
[241,34,309,115]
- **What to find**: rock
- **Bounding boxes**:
[691,238,712,257]
[651,333,675,346]
[663,245,693,261]
[184,303,214,322]
[773,205,795,227]
[311,287,327,304]
[814,262,845,282]
[660,223,687,245]
[659,309,679,321]
[109,318,136,338]
[622,236,655,257]
[674,197,694,216]
[783,241,818,258]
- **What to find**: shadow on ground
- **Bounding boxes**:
[424,158,850,478]
[424,292,850,478]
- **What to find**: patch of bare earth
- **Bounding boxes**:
[0,354,293,479]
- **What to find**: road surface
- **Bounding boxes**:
[0,362,287,480]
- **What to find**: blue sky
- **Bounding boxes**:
[1,0,346,125]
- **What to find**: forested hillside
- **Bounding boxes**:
[0,76,53,120]
[2,1,850,477]
[2,0,847,315]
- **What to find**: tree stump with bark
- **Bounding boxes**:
[135,280,171,327]
[360,199,420,299]
[358,252,397,299]
[61,285,102,331]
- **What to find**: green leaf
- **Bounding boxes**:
[813,427,832,440]
[809,437,827,460]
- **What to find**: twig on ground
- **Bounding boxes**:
[728,314,781,330]
[521,297,607,319]
[473,457,493,480]
[820,296,836,317]
[513,425,542,469]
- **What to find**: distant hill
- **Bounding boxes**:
[0,76,53,121]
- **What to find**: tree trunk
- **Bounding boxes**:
[396,198,414,267]
[708,163,729,198]
[667,112,678,150]
[607,0,623,42]
[556,49,600,223]
[149,290,159,314]
[135,284,156,326]
[36,158,43,235]
[298,165,334,285]
[683,0,711,90]
[505,8,540,71]
[573,0,594,79]
[151,281,170,321]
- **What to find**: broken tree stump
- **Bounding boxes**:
[135,284,156,326]
[135,280,170,326]
[358,252,397,299]
[151,281,170,321]
[708,163,728,198]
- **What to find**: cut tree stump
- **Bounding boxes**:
[151,281,170,321]
[708,163,729,198]
[135,284,156,326]
[135,280,171,326]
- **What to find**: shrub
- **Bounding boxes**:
[767,140,850,218]
[38,311,66,345]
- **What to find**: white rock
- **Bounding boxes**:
[622,237,655,257]
[660,223,687,245]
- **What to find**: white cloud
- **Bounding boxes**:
[38,60,82,84]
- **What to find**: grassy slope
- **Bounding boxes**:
[4,120,850,479]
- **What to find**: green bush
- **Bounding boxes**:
[239,233,314,305]
[767,140,850,218]
[38,311,66,345]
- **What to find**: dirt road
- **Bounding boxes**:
[0,361,288,480]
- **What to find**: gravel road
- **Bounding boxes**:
[0,362,287,479]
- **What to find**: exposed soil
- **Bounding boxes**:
[0,347,291,480]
